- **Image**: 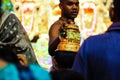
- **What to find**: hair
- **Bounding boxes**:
[113,0,120,21]
[0,0,3,17]
[0,46,20,65]
[0,0,2,7]
[50,69,84,80]
[113,0,120,8]
[59,0,64,3]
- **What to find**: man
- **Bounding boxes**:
[49,0,80,70]
[0,0,37,64]
[72,0,120,80]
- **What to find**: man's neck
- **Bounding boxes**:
[59,16,75,23]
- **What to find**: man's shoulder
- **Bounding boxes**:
[85,33,109,42]
[50,19,63,31]
[51,19,63,27]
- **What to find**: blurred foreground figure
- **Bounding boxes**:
[0,0,37,64]
[0,47,51,80]
[72,0,120,80]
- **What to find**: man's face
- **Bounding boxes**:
[60,0,79,19]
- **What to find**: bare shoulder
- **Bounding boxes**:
[49,20,62,32]
[49,20,63,45]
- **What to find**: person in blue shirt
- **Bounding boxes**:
[72,0,120,80]
[0,46,51,80]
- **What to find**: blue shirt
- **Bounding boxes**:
[0,64,20,80]
[72,22,120,80]
[0,63,51,80]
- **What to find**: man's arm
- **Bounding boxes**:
[48,21,61,56]
[48,37,60,56]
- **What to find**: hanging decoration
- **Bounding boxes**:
[1,0,14,12]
